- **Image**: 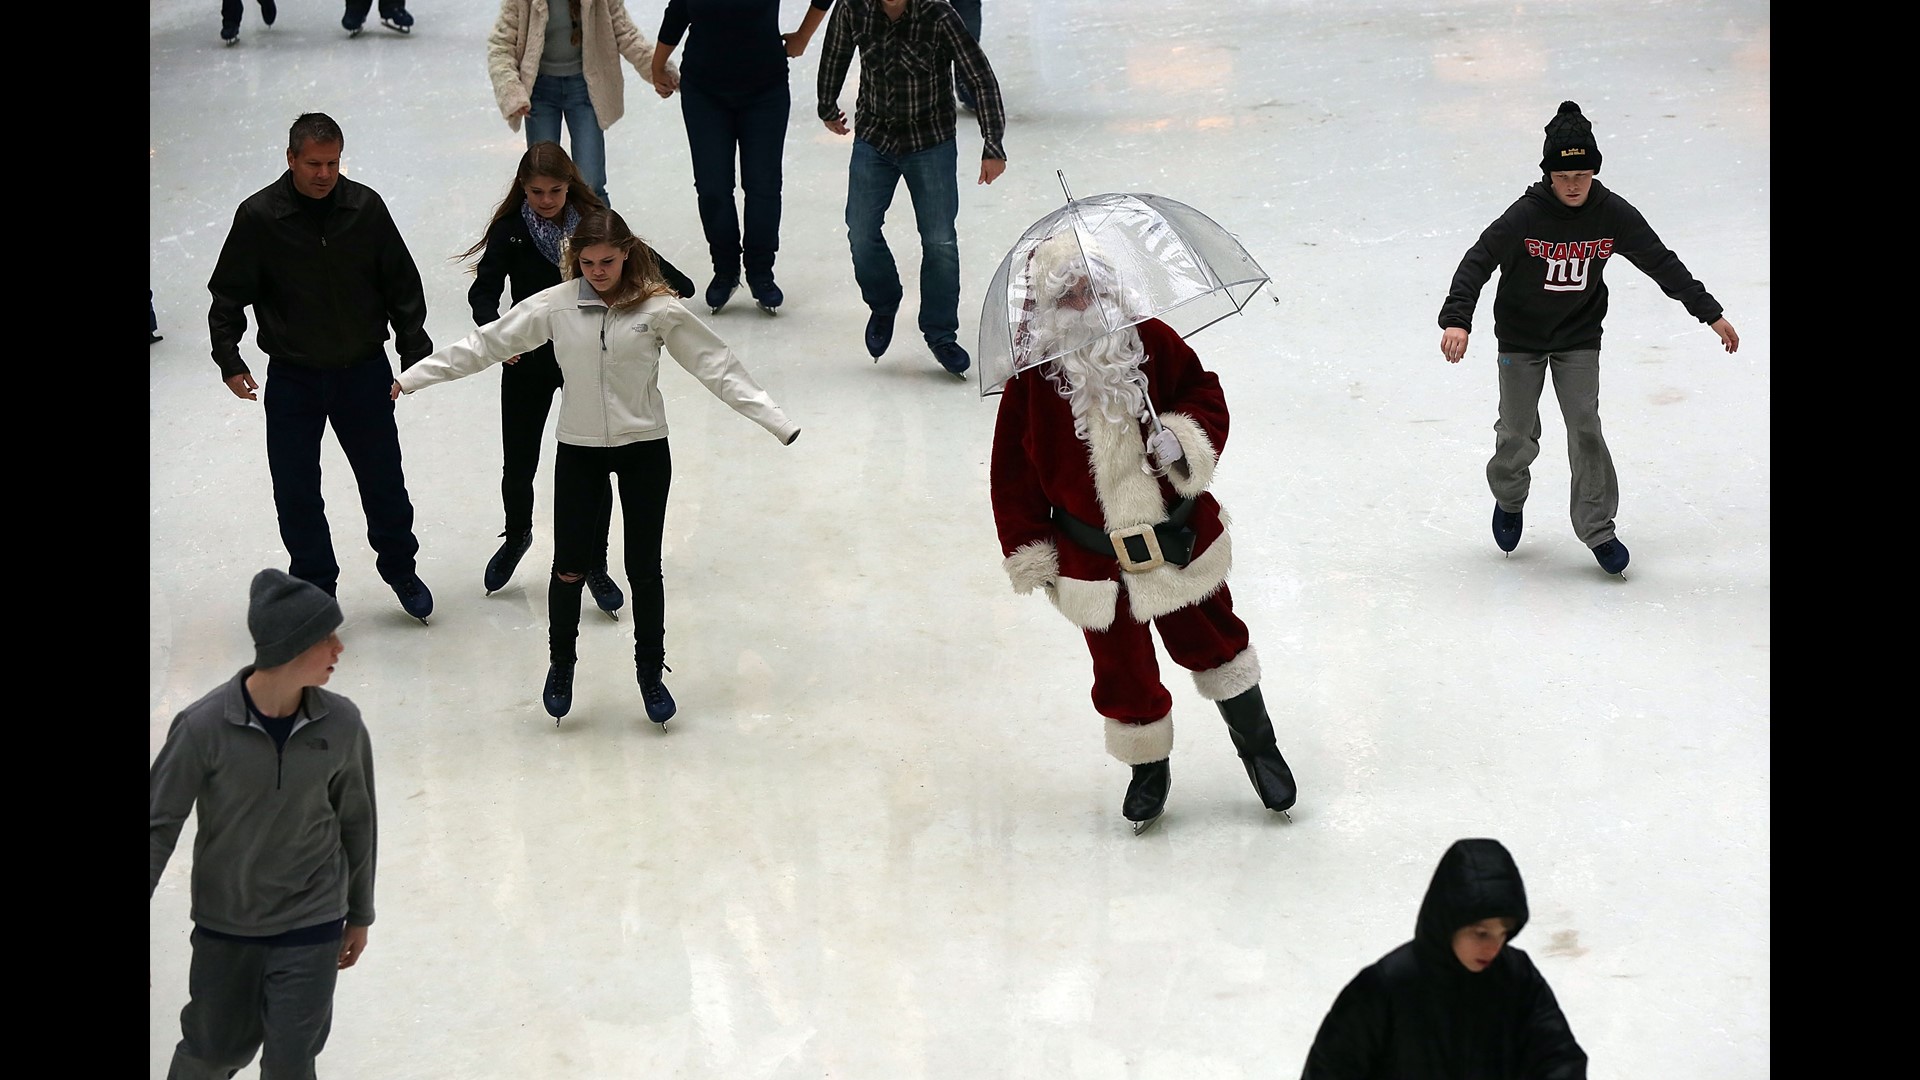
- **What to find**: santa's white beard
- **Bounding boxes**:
[1035,305,1150,440]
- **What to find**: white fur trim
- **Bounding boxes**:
[1123,528,1233,623]
[1004,541,1060,596]
[1157,412,1218,497]
[1084,410,1170,530]
[1105,713,1173,765]
[1049,576,1119,631]
[1192,645,1261,702]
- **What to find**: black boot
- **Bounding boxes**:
[1216,686,1297,813]
[485,530,533,594]
[1123,758,1171,834]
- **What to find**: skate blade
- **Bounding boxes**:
[1129,812,1163,836]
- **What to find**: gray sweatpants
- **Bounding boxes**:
[1487,348,1618,547]
[168,930,339,1080]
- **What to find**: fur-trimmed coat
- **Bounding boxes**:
[990,319,1232,632]
[486,0,674,133]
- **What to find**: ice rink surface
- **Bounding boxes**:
[150,1,1769,1076]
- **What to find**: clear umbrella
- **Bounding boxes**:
[976,174,1270,397]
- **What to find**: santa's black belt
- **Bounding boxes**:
[1052,498,1198,573]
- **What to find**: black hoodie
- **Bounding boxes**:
[1300,839,1588,1080]
[1437,180,1722,354]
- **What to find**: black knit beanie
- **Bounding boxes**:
[1540,100,1602,175]
[249,569,343,669]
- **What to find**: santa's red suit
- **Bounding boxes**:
[990,317,1263,767]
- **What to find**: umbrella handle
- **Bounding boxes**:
[1143,411,1193,480]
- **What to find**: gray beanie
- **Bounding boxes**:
[249,569,344,669]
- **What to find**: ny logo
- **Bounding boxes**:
[1542,256,1590,292]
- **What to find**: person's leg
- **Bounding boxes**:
[557,75,609,205]
[1486,351,1550,514]
[255,939,341,1080]
[949,0,982,109]
[498,345,561,537]
[897,139,962,347]
[844,139,905,317]
[738,81,791,286]
[680,84,745,286]
[1084,608,1175,826]
[170,930,267,1080]
[326,355,421,586]
[221,0,243,35]
[1157,585,1295,811]
[524,75,565,151]
[548,443,609,665]
[263,361,341,595]
[1548,348,1619,546]
[612,440,672,674]
[342,0,373,31]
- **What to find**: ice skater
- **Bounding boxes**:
[1300,838,1588,1078]
[817,0,1008,377]
[1439,100,1739,577]
[151,569,377,1080]
[989,231,1296,833]
[460,141,695,602]
[397,209,800,728]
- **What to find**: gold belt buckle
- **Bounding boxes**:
[1110,524,1165,573]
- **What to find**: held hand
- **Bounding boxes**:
[782,30,812,58]
[824,113,850,136]
[389,380,403,401]
[979,158,1007,185]
[503,354,521,365]
[338,925,369,970]
[1711,317,1739,354]
[511,105,530,120]
[225,372,259,400]
[1440,327,1469,363]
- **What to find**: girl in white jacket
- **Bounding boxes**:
[486,0,678,205]
[396,209,800,727]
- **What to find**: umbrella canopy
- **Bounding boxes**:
[976,187,1269,396]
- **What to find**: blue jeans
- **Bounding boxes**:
[527,73,608,205]
[845,138,961,347]
[681,81,790,281]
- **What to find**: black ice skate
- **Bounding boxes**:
[380,5,414,33]
[639,660,676,730]
[485,530,533,594]
[1123,758,1171,835]
[391,573,434,626]
[585,567,624,619]
[543,662,574,723]
[706,274,739,315]
[1592,537,1629,578]
[747,274,783,315]
[1216,686,1297,817]
[1492,503,1522,554]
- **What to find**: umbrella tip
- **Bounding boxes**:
[1056,170,1074,203]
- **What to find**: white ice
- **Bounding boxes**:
[149,1,1770,1076]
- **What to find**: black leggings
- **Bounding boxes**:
[548,440,671,667]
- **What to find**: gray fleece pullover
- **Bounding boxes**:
[150,669,377,935]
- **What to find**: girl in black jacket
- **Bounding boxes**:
[462,142,696,603]
[1301,838,1588,1079]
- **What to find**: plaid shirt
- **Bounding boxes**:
[817,0,1007,161]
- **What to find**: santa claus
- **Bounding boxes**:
[989,230,1297,833]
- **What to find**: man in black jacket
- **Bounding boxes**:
[209,113,435,620]
[1437,101,1739,577]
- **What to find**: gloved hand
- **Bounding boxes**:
[1148,427,1185,472]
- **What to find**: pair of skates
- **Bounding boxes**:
[1123,685,1298,835]
[1492,505,1630,577]
[544,660,677,731]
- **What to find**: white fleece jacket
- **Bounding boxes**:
[399,280,798,447]
[487,0,674,132]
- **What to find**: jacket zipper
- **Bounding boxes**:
[600,307,611,442]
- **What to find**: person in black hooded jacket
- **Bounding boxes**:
[462,142,695,605]
[1301,838,1587,1080]
[1437,101,1739,578]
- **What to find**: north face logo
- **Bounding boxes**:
[306,737,329,751]
[1526,237,1613,293]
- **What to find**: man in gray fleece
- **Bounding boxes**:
[150,569,377,1079]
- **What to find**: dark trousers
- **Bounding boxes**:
[680,80,790,281]
[548,440,671,667]
[169,929,340,1080]
[1488,348,1618,546]
[342,1,404,22]
[498,344,564,538]
[263,355,420,594]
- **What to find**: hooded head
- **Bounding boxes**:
[1414,838,1530,973]
[1540,100,1602,175]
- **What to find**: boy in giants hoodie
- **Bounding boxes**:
[1300,838,1588,1079]
[1438,101,1739,576]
